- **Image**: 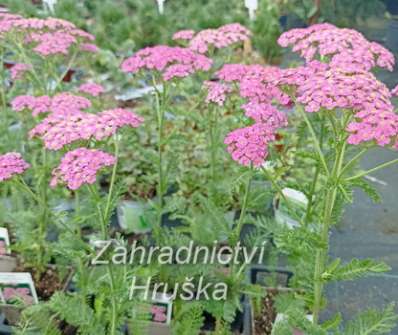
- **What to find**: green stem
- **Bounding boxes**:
[53,51,78,93]
[14,177,42,205]
[297,105,330,177]
[305,121,325,224]
[313,140,346,323]
[93,137,119,335]
[209,106,219,196]
[339,148,369,178]
[103,139,119,239]
[233,169,253,244]
[345,158,398,182]
[153,77,167,239]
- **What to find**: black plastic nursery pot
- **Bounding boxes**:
[248,266,310,335]
[249,265,293,288]
[200,298,252,335]
[0,312,13,335]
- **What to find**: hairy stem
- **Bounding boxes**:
[153,78,167,239]
[297,105,330,177]
[313,138,346,323]
[233,169,253,244]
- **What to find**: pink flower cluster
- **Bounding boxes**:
[12,93,91,117]
[211,64,290,166]
[278,23,394,71]
[29,31,77,56]
[121,46,212,81]
[0,14,96,57]
[291,65,398,147]
[215,64,291,106]
[3,287,34,305]
[225,123,282,167]
[0,152,30,181]
[172,29,195,41]
[30,108,143,150]
[151,305,168,323]
[10,63,31,80]
[174,23,251,54]
[78,83,105,97]
[50,148,116,190]
[203,81,231,106]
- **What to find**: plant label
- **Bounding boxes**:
[43,0,57,14]
[0,228,11,255]
[0,273,38,306]
[245,0,258,20]
[150,292,172,324]
[157,0,166,14]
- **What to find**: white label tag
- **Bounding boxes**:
[157,0,166,14]
[0,273,39,306]
[245,0,258,20]
[43,0,57,13]
[245,0,258,10]
[0,227,11,255]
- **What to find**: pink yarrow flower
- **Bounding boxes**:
[79,83,105,97]
[0,16,96,57]
[10,63,31,80]
[50,148,116,190]
[278,23,394,71]
[121,45,212,81]
[11,93,91,117]
[277,63,398,148]
[29,108,143,150]
[225,124,276,167]
[0,152,30,181]
[188,23,251,54]
[203,81,232,106]
[172,29,195,41]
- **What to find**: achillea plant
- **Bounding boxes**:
[213,23,398,334]
[121,45,212,240]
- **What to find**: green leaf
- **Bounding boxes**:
[326,259,391,282]
[349,178,381,203]
[343,303,398,335]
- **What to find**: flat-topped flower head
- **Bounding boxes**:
[203,81,232,106]
[29,111,98,150]
[0,15,96,57]
[172,29,195,41]
[225,123,278,167]
[30,108,143,150]
[78,83,105,97]
[50,148,116,190]
[11,95,52,116]
[242,102,288,128]
[278,23,394,71]
[214,64,292,107]
[12,92,91,117]
[187,23,251,54]
[0,152,30,181]
[216,64,261,82]
[121,45,212,81]
[95,108,144,140]
[10,63,31,80]
[51,92,92,115]
[280,64,398,148]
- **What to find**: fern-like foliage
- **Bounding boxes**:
[343,303,398,335]
[324,258,391,282]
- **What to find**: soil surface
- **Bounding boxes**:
[253,290,277,335]
[17,265,66,300]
